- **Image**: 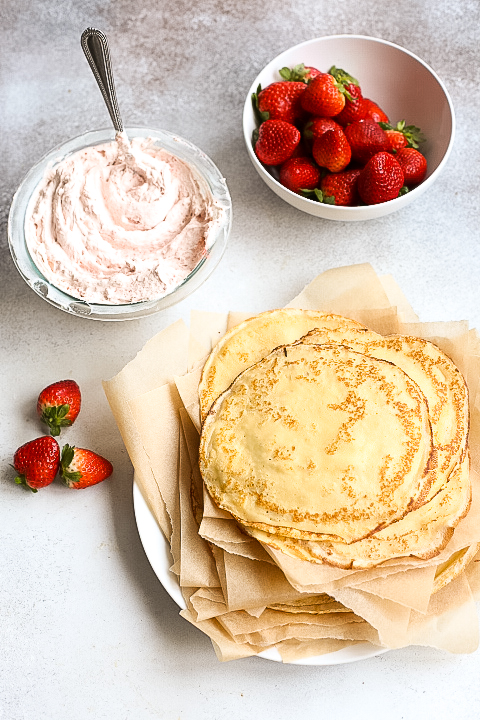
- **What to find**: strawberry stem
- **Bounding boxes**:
[14,474,38,492]
[251,85,270,124]
[60,444,82,485]
[41,404,72,436]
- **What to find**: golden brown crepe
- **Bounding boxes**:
[198,309,471,571]
[200,342,434,545]
[301,328,469,498]
[245,453,471,569]
[199,309,367,421]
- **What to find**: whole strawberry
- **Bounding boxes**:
[320,169,362,206]
[301,73,346,117]
[279,157,321,194]
[303,117,341,147]
[302,66,323,82]
[253,81,306,124]
[254,119,300,165]
[60,444,113,489]
[358,152,405,205]
[395,147,427,185]
[37,379,81,437]
[384,128,408,153]
[312,127,351,173]
[335,85,366,126]
[362,98,389,124]
[344,119,389,165]
[13,436,60,492]
[380,120,425,153]
[328,67,366,126]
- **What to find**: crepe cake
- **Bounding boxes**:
[199,342,435,545]
[197,309,472,571]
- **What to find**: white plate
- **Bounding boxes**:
[133,479,389,665]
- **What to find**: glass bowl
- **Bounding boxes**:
[8,127,232,320]
[243,35,455,221]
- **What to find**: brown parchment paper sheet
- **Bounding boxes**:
[103,263,480,662]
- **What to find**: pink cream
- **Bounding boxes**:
[26,134,222,304]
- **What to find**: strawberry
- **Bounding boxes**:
[37,379,81,437]
[358,152,405,205]
[328,67,366,126]
[334,85,366,126]
[380,120,425,152]
[384,129,408,153]
[303,66,323,82]
[279,157,321,194]
[344,119,389,165]
[303,117,341,146]
[395,147,427,185]
[320,169,362,206]
[253,119,300,165]
[252,81,306,124]
[362,98,389,123]
[13,436,60,492]
[289,139,309,159]
[301,73,346,117]
[279,63,322,83]
[60,444,113,489]
[312,127,351,172]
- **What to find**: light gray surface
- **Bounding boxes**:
[1,1,479,718]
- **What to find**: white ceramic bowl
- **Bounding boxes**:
[243,35,455,221]
[8,127,232,320]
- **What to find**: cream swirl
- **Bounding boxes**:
[26,134,222,304]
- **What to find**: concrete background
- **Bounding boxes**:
[1,1,479,718]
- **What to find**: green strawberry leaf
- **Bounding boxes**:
[328,66,359,87]
[300,188,336,204]
[41,404,72,436]
[399,185,410,196]
[60,443,75,472]
[60,444,83,485]
[279,63,309,83]
[328,66,358,100]
[402,124,425,148]
[62,469,83,484]
[321,193,336,205]
[251,84,270,124]
[14,473,37,492]
[379,120,425,148]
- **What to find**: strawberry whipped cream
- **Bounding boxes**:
[26,133,223,304]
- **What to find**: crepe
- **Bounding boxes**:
[245,452,471,569]
[198,308,471,571]
[301,328,469,495]
[198,309,367,421]
[433,542,480,593]
[200,342,435,545]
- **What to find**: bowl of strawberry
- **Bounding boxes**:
[243,35,455,221]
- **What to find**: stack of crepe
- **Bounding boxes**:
[104,264,480,662]
[199,308,471,572]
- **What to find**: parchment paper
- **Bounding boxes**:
[103,263,480,662]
